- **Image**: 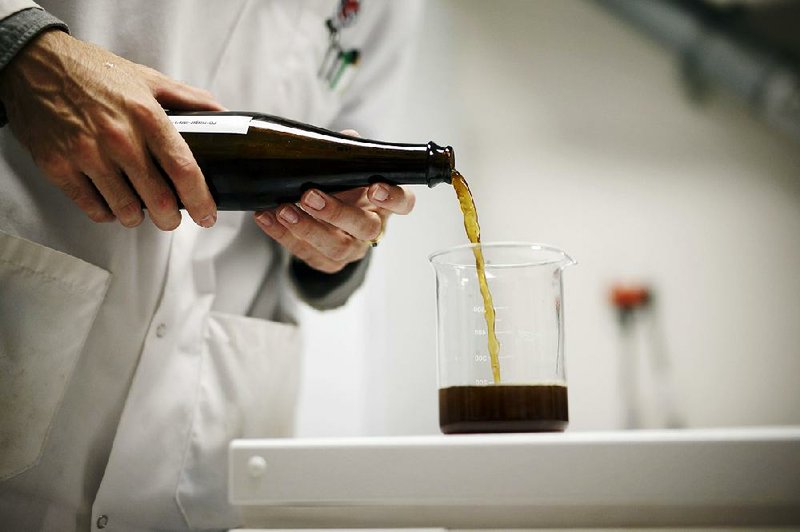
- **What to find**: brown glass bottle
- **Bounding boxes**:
[169,111,455,210]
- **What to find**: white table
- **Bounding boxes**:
[229,427,800,529]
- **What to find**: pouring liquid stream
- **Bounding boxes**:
[451,171,501,383]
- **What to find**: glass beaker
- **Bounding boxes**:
[429,242,575,434]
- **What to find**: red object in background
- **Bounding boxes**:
[337,0,360,27]
[611,284,651,310]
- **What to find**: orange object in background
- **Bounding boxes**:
[611,284,651,310]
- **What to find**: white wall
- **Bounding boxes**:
[296,0,800,437]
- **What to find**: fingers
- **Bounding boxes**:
[115,153,182,231]
[254,210,364,274]
[132,74,219,228]
[142,106,217,228]
[72,137,145,227]
[83,171,143,228]
[137,75,221,227]
[367,183,415,215]
[299,189,383,241]
[48,169,115,223]
[254,184,415,274]
[150,73,226,112]
[99,118,182,230]
[70,101,217,231]
[61,109,211,231]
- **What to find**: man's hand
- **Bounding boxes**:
[0,29,224,230]
[254,182,415,274]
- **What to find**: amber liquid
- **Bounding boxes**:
[439,384,569,434]
[451,171,501,383]
[445,172,569,433]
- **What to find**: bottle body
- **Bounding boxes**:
[169,112,455,210]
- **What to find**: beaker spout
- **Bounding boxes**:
[559,252,577,270]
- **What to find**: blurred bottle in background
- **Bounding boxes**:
[611,284,683,430]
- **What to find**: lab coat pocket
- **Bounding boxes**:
[0,230,110,480]
[176,311,302,529]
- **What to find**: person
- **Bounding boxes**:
[0,1,421,530]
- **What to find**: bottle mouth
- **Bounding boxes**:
[427,142,455,186]
[443,145,455,179]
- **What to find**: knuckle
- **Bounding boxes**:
[325,200,345,224]
[128,98,160,127]
[167,154,201,184]
[290,243,312,262]
[58,180,84,203]
[150,188,177,213]
[297,221,317,242]
[264,220,287,239]
[254,212,281,235]
[35,152,71,178]
[72,135,97,162]
[63,183,109,223]
[97,119,131,151]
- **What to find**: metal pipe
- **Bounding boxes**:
[593,0,800,143]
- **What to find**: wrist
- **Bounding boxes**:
[0,7,69,124]
[0,28,72,128]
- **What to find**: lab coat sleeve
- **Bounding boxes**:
[0,2,68,125]
[288,250,371,311]
[0,0,43,20]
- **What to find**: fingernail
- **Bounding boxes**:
[199,213,216,228]
[373,184,389,202]
[303,190,326,211]
[278,206,299,224]
[256,212,273,227]
[121,213,144,228]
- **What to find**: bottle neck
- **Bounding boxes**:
[427,142,455,187]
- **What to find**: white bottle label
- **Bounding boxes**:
[169,115,252,134]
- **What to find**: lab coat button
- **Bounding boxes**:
[96,515,108,529]
[247,455,268,478]
[156,323,167,338]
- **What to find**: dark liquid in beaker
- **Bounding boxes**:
[439,384,569,434]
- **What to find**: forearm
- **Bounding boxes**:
[0,3,68,125]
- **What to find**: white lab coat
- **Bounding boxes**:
[0,1,421,530]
